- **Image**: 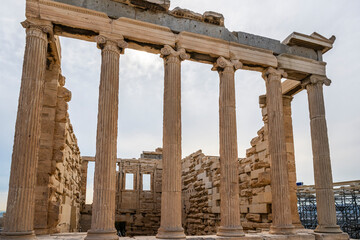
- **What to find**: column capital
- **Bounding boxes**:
[259,94,293,107]
[262,67,287,83]
[211,56,242,72]
[160,45,190,61]
[302,75,331,89]
[95,35,128,54]
[282,95,294,102]
[21,18,53,39]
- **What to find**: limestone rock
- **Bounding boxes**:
[111,0,170,11]
[169,7,203,21]
[203,11,224,26]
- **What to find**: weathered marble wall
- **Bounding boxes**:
[115,153,162,236]
[182,151,221,235]
[80,149,163,236]
[181,96,299,234]
[238,125,272,231]
[34,68,83,234]
[181,138,272,236]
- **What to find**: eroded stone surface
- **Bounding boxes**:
[111,0,170,11]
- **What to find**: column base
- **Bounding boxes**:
[85,229,118,240]
[261,232,315,240]
[269,225,295,235]
[0,231,37,240]
[217,226,245,237]
[314,225,343,234]
[156,227,186,239]
[293,223,305,229]
[312,232,349,240]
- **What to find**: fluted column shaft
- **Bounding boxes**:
[86,36,127,240]
[213,57,244,237]
[156,45,188,239]
[282,96,303,228]
[262,67,294,234]
[2,19,51,240]
[303,76,342,233]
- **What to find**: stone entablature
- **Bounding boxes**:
[27,0,332,80]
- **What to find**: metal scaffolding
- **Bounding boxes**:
[297,180,360,239]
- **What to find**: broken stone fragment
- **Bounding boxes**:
[169,7,203,21]
[111,0,170,12]
[203,11,224,26]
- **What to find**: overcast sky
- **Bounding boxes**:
[0,0,359,210]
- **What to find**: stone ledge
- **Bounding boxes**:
[37,232,348,240]
[35,231,351,240]
[313,232,349,240]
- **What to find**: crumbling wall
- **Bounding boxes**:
[182,151,220,235]
[181,142,272,235]
[181,95,301,234]
[34,66,83,234]
[115,149,163,236]
[238,126,272,231]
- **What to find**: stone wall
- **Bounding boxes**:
[181,140,272,235]
[34,65,83,234]
[115,149,163,236]
[80,149,163,235]
[181,95,301,234]
[181,151,220,235]
[238,126,272,231]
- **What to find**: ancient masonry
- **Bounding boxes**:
[2,0,350,239]
[81,149,163,236]
[34,45,83,234]
[181,95,302,235]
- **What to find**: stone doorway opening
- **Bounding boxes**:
[115,221,126,237]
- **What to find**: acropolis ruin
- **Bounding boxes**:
[0,0,355,239]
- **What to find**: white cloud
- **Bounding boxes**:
[0,192,8,212]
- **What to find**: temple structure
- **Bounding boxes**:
[1,0,349,239]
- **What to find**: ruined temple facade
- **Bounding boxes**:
[78,94,301,236]
[80,150,163,236]
[2,0,349,239]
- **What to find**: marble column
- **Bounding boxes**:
[156,45,188,239]
[302,75,342,233]
[2,19,52,240]
[85,35,127,240]
[262,67,294,234]
[212,57,245,237]
[282,96,303,229]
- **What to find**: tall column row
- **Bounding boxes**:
[262,68,295,234]
[2,19,52,240]
[302,76,342,234]
[212,57,245,237]
[282,96,303,229]
[156,45,188,239]
[86,35,128,240]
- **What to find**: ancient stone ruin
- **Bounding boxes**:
[1,0,351,239]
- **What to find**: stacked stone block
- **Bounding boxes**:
[180,95,301,234]
[181,141,273,235]
[114,150,163,236]
[182,150,221,235]
[34,68,83,234]
[238,126,272,231]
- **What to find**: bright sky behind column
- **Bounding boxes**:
[0,0,359,208]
